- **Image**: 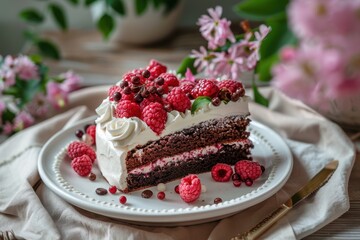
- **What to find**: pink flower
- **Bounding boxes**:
[197,6,235,49]
[185,68,196,82]
[14,55,38,80]
[46,82,68,109]
[13,111,35,132]
[272,44,348,109]
[3,122,13,135]
[60,71,82,93]
[25,93,50,118]
[191,46,216,76]
[249,25,271,62]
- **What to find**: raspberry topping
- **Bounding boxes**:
[211,163,233,182]
[158,73,179,89]
[108,85,122,101]
[234,160,263,181]
[67,141,96,163]
[71,155,92,176]
[115,100,141,118]
[146,59,167,78]
[166,87,191,113]
[179,174,201,203]
[191,79,219,98]
[217,80,244,94]
[139,93,163,109]
[86,125,96,145]
[180,81,195,94]
[141,102,167,135]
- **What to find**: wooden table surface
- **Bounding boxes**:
[39,29,360,239]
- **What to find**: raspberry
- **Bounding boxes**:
[119,195,127,204]
[217,80,244,94]
[234,160,262,181]
[108,85,122,101]
[71,155,92,176]
[157,191,165,200]
[67,141,96,163]
[146,59,167,78]
[180,81,195,94]
[142,102,167,135]
[122,71,146,85]
[115,100,141,118]
[140,93,163,109]
[86,125,96,145]
[158,73,179,88]
[211,163,233,182]
[166,87,191,113]
[109,185,117,194]
[191,79,219,98]
[179,174,201,203]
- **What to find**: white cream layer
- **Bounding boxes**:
[95,97,250,191]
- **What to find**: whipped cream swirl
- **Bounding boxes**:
[95,99,113,127]
[105,117,143,146]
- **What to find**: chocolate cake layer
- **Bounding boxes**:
[125,142,254,192]
[126,115,250,171]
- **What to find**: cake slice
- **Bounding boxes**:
[95,60,253,193]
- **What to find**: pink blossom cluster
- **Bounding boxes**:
[0,55,81,136]
[191,6,270,80]
[272,0,360,109]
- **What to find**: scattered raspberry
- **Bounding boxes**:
[142,102,167,135]
[179,174,201,203]
[115,100,141,118]
[108,85,122,101]
[109,185,117,194]
[67,141,96,163]
[191,79,219,98]
[211,163,233,182]
[146,59,167,78]
[158,73,179,88]
[166,87,191,113]
[217,80,244,94]
[157,191,165,200]
[180,81,195,94]
[119,195,127,204]
[234,160,263,181]
[71,155,92,176]
[86,125,96,145]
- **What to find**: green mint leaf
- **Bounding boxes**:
[110,0,126,16]
[191,96,212,114]
[234,0,289,21]
[36,39,61,60]
[19,8,44,24]
[97,13,114,40]
[135,0,148,15]
[48,3,68,31]
[177,57,197,77]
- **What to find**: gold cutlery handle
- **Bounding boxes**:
[232,200,292,240]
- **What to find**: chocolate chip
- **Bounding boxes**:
[214,197,222,204]
[142,70,150,78]
[96,188,108,195]
[89,172,96,181]
[141,189,153,198]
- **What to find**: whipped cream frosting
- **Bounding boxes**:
[95,95,250,190]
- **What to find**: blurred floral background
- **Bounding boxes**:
[1,0,360,135]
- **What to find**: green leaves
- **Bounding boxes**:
[48,3,68,30]
[191,97,212,114]
[234,0,289,21]
[19,9,44,24]
[36,40,61,60]
[97,13,115,39]
[135,0,148,15]
[110,0,126,16]
[177,57,197,77]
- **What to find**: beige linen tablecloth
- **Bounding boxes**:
[0,86,355,240]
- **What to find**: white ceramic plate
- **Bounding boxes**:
[38,117,293,226]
